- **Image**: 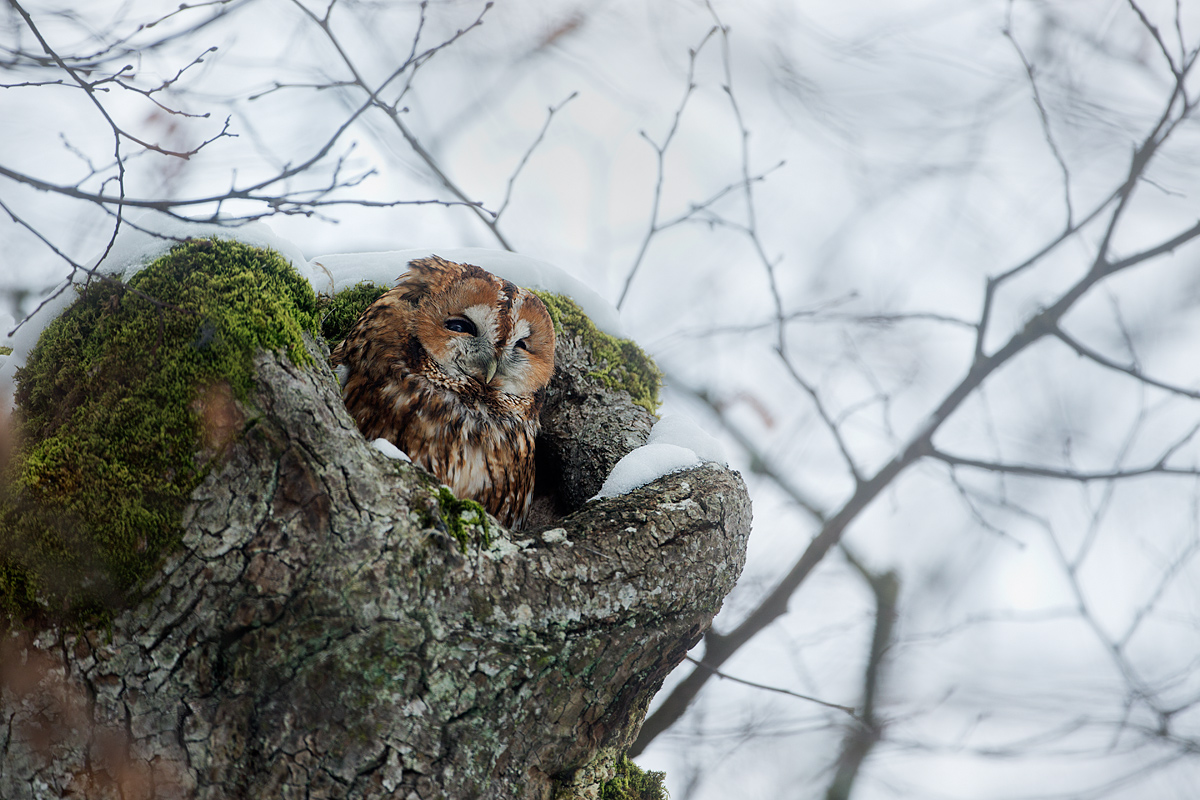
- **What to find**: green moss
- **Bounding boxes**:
[599,757,668,800]
[317,281,388,348]
[0,346,12,356]
[531,291,662,415]
[0,237,318,628]
[436,486,492,553]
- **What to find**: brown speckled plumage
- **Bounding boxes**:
[331,256,555,529]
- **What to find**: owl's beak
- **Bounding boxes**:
[468,353,499,385]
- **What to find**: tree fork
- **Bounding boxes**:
[0,247,751,800]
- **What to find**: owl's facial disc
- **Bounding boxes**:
[410,269,554,398]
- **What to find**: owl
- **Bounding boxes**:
[331,256,556,530]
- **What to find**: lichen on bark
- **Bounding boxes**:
[0,240,751,800]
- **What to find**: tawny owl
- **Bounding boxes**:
[331,256,556,529]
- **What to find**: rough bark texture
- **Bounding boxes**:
[1,297,750,799]
[533,321,655,518]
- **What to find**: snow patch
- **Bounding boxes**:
[593,443,701,500]
[592,415,726,500]
[309,248,625,337]
[91,216,313,286]
[371,438,411,462]
[646,414,726,465]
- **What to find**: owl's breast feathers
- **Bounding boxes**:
[341,362,542,529]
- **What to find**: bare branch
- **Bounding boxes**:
[661,299,977,343]
[10,2,224,160]
[1103,217,1200,274]
[928,445,1200,482]
[654,159,786,236]
[683,656,859,717]
[707,0,786,345]
[1127,0,1182,78]
[114,46,220,120]
[973,189,1118,360]
[289,0,510,248]
[495,91,578,221]
[1,0,246,73]
[1054,325,1200,400]
[1004,10,1074,226]
[825,546,899,800]
[1116,535,1200,651]
[776,348,864,484]
[9,0,131,267]
[617,24,719,309]
[0,161,480,217]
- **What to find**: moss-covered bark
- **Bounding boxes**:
[1,238,318,625]
[0,241,750,800]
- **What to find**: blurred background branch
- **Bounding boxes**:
[825,545,899,800]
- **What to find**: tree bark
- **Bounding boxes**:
[1,289,750,799]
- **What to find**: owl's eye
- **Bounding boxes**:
[444,317,478,336]
[514,338,529,352]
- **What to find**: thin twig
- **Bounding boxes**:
[1004,9,1074,226]
[683,656,859,717]
[928,440,1200,482]
[496,91,578,221]
[1054,326,1200,400]
[617,24,719,309]
[290,0,509,247]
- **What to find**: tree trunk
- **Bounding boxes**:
[0,253,750,799]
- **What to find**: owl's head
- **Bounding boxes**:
[401,257,556,397]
